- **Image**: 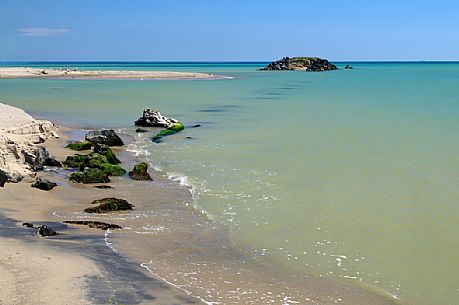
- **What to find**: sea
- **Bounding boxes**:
[1,61,458,305]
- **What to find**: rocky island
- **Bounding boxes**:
[261,57,337,71]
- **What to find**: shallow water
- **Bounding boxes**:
[2,62,459,304]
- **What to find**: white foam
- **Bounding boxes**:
[140,260,220,305]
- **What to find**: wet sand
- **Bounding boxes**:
[0,67,220,80]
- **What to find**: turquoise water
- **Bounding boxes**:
[1,62,459,305]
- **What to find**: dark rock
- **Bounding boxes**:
[66,141,93,151]
[31,177,57,191]
[64,220,122,230]
[128,162,152,181]
[191,124,201,128]
[85,129,124,146]
[37,225,59,237]
[84,198,133,213]
[186,136,193,139]
[22,222,34,228]
[135,109,178,127]
[261,57,337,72]
[344,65,354,69]
[135,128,149,133]
[70,168,110,184]
[8,172,23,183]
[0,169,7,187]
[94,185,113,189]
[152,122,184,143]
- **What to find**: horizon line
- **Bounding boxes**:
[2,60,459,64]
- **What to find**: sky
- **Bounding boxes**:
[1,0,459,61]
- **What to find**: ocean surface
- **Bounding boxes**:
[1,61,459,305]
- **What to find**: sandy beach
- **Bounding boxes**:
[0,67,218,80]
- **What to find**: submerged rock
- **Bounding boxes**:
[0,169,7,187]
[84,197,133,213]
[135,109,178,127]
[261,57,337,72]
[66,141,93,151]
[85,129,124,146]
[22,222,34,228]
[128,162,152,181]
[152,122,185,143]
[70,168,110,184]
[344,64,354,69]
[64,220,122,230]
[31,177,57,191]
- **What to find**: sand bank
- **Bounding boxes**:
[0,67,219,80]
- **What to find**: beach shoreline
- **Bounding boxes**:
[0,67,222,80]
[0,103,403,305]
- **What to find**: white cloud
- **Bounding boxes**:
[16,27,71,37]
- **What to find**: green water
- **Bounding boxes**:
[1,62,459,305]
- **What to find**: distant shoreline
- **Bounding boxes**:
[0,67,223,80]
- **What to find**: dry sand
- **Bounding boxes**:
[0,67,219,80]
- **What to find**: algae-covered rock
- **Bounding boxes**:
[93,143,120,164]
[70,168,110,184]
[128,162,152,181]
[64,154,87,169]
[152,122,185,143]
[65,141,92,151]
[84,197,133,213]
[64,151,125,176]
[99,163,126,176]
[85,129,124,146]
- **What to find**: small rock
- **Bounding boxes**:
[37,225,59,237]
[84,198,133,213]
[22,222,34,228]
[85,130,124,146]
[128,162,152,181]
[31,177,57,191]
[344,65,354,69]
[135,128,149,133]
[191,124,201,128]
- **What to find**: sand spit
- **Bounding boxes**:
[0,67,219,80]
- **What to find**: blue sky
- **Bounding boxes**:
[1,0,458,61]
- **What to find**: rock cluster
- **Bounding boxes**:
[261,57,337,72]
